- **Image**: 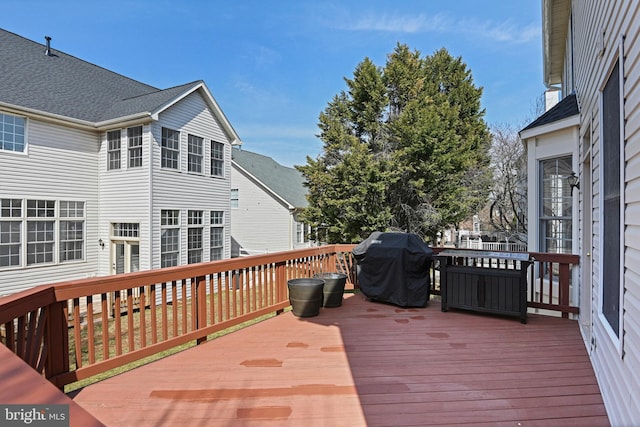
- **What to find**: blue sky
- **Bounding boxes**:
[3,1,544,167]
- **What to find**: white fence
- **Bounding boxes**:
[458,239,527,252]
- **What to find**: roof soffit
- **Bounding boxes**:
[543,0,571,87]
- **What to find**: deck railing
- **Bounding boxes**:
[0,245,578,391]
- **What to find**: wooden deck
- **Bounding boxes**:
[70,293,609,426]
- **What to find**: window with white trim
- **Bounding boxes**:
[188,135,203,173]
[161,209,179,267]
[539,156,573,254]
[161,127,180,169]
[0,199,86,268]
[26,200,55,265]
[187,210,203,264]
[0,112,25,153]
[211,141,224,176]
[210,211,224,260]
[127,126,143,168]
[112,223,140,238]
[59,201,84,262]
[296,222,304,244]
[107,130,121,170]
[230,189,239,209]
[0,199,22,267]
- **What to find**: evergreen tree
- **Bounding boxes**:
[297,44,491,243]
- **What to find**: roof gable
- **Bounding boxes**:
[232,149,307,208]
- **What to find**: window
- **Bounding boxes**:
[161,210,179,267]
[0,199,22,267]
[112,223,140,238]
[128,126,143,168]
[188,135,203,173]
[187,210,203,264]
[107,130,121,170]
[230,189,239,209]
[210,211,224,260]
[296,222,304,244]
[0,112,25,153]
[0,199,86,268]
[26,200,55,265]
[59,201,84,262]
[602,60,622,336]
[539,156,573,254]
[211,141,224,176]
[161,127,180,169]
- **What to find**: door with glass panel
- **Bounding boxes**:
[111,240,139,274]
[109,223,141,315]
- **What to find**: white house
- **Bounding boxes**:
[0,29,241,296]
[520,1,640,424]
[230,148,311,256]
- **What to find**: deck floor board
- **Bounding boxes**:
[72,293,609,426]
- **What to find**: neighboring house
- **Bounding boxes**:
[520,1,640,424]
[0,29,241,296]
[230,148,311,256]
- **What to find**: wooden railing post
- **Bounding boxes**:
[45,301,69,389]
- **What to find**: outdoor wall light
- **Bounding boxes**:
[567,171,580,194]
[98,239,105,248]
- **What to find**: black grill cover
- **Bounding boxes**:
[353,232,433,307]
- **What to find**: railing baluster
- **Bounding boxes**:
[171,281,178,338]
[150,284,157,345]
[114,290,122,357]
[139,287,147,349]
[101,294,109,361]
[86,295,95,365]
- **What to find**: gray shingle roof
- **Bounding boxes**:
[0,29,199,123]
[232,149,308,208]
[521,93,579,131]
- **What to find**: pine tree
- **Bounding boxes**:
[297,44,491,243]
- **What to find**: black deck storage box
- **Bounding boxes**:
[353,232,433,307]
[437,249,532,323]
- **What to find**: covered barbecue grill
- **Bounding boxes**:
[352,232,433,307]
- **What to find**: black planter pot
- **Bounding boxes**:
[287,278,325,317]
[314,272,348,308]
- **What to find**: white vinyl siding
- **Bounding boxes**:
[151,91,232,267]
[230,164,297,254]
[0,88,234,296]
[0,118,98,294]
[559,2,640,424]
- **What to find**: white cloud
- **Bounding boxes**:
[461,18,540,44]
[335,11,538,45]
[346,13,451,33]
